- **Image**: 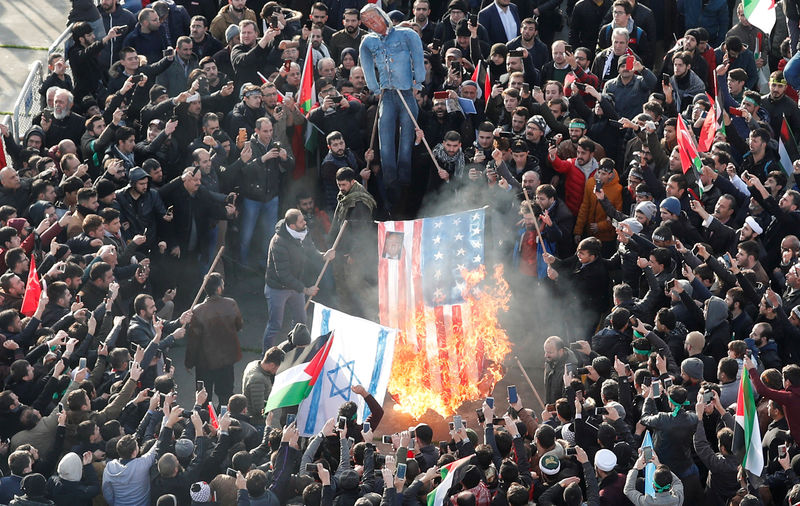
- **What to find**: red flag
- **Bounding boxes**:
[698,93,717,152]
[208,403,219,430]
[20,255,41,317]
[0,132,7,170]
[484,66,492,108]
[471,60,481,83]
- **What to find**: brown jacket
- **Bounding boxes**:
[209,5,257,42]
[185,295,242,370]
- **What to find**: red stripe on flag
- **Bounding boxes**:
[471,304,484,376]
[452,305,468,389]
[411,220,424,349]
[304,331,335,383]
[434,306,452,406]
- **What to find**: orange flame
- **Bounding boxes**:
[388,264,512,418]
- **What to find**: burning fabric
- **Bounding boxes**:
[378,208,512,418]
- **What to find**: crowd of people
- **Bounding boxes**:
[0,0,799,503]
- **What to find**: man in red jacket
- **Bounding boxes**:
[548,136,599,216]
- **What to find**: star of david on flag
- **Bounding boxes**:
[294,303,398,437]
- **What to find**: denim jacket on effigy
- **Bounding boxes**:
[359,25,427,93]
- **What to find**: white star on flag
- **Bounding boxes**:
[433,236,441,244]
[473,255,481,263]
[433,220,443,228]
[434,252,444,260]
[452,217,461,225]
[470,240,482,249]
[456,248,466,256]
[454,233,463,241]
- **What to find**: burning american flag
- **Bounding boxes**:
[378,208,511,418]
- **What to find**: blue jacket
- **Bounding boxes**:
[679,0,729,46]
[359,6,426,92]
[0,475,23,504]
[122,24,168,65]
[715,47,759,90]
[478,2,521,45]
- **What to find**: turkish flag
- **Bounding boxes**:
[20,255,41,317]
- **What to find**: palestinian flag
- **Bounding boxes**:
[427,456,472,506]
[779,115,799,176]
[743,0,776,34]
[264,332,334,412]
[733,371,764,475]
[676,114,704,196]
[298,41,318,153]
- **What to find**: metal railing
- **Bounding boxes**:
[6,23,74,160]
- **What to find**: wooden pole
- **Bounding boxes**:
[190,246,225,310]
[394,89,443,173]
[521,188,548,254]
[304,221,348,310]
[369,98,380,152]
[514,355,546,411]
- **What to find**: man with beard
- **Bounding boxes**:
[189,15,223,59]
[329,168,376,318]
[115,167,171,244]
[199,57,227,93]
[689,195,737,256]
[68,23,124,102]
[263,209,335,351]
[305,25,332,69]
[427,130,467,194]
[507,18,549,71]
[662,29,709,88]
[296,191,330,251]
[122,8,169,65]
[41,89,85,149]
[329,9,366,65]
[308,80,366,156]
[99,0,136,65]
[412,0,437,44]
[210,0,256,43]
[761,71,800,139]
[744,173,800,272]
[231,19,280,89]
[542,336,578,403]
[227,84,265,139]
[320,131,367,212]
[465,122,496,167]
[664,52,706,113]
[549,136,599,216]
[81,112,118,176]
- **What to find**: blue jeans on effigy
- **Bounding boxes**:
[262,285,306,352]
[239,196,278,266]
[378,88,417,187]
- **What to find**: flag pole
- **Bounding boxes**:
[395,89,444,173]
[522,188,549,254]
[188,246,226,313]
[514,356,546,410]
[305,221,348,310]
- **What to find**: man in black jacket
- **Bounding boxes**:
[263,209,334,351]
[231,19,279,89]
[67,23,124,102]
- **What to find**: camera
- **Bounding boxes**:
[382,435,393,444]
[305,463,318,472]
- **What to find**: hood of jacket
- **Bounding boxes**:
[705,296,728,331]
[360,4,393,34]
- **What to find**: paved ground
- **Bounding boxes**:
[4,0,551,440]
[0,0,71,115]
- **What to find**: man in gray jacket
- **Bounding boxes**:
[102,408,182,505]
[624,451,684,506]
[603,56,657,119]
